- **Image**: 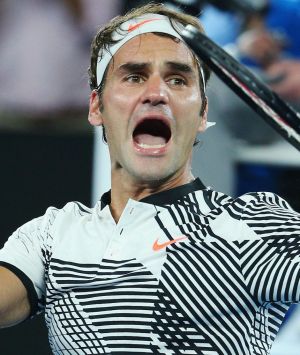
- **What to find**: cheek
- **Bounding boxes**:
[102,91,137,142]
[105,84,139,112]
[176,98,202,140]
[106,92,128,113]
[173,85,202,112]
[187,90,202,111]
[175,91,202,124]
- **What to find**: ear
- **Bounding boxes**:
[198,97,208,132]
[88,90,104,127]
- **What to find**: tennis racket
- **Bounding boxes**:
[180,25,300,152]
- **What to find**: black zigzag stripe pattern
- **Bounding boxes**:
[161,190,233,243]
[152,191,299,355]
[46,258,161,354]
[159,240,259,354]
[35,189,299,354]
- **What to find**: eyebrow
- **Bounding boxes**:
[165,61,194,73]
[117,61,195,74]
[118,62,149,73]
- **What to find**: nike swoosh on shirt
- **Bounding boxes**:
[127,19,161,32]
[152,236,188,251]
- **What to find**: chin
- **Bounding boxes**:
[131,168,175,185]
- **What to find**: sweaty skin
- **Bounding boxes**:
[89,34,207,221]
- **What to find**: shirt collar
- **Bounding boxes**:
[100,178,206,209]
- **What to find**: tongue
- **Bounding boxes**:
[135,134,166,146]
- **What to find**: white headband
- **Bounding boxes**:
[96,13,206,90]
[96,13,216,129]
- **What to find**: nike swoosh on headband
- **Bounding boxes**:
[127,18,161,32]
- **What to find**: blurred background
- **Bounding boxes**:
[0,0,299,354]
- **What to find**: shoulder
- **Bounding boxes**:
[60,201,94,216]
[231,191,299,239]
[20,201,96,236]
[235,191,296,216]
[212,190,299,226]
[193,188,296,217]
[206,190,299,242]
[47,201,95,226]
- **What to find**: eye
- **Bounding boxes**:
[167,77,187,86]
[126,74,145,84]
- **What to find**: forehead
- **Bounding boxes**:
[109,33,197,70]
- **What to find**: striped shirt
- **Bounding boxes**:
[0,178,299,354]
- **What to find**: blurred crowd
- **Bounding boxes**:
[0,0,121,131]
[202,0,300,103]
[200,0,300,148]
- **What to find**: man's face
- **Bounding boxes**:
[89,33,207,185]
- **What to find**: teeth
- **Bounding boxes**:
[137,143,166,149]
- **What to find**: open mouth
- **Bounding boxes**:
[132,118,171,149]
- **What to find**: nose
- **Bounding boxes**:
[141,75,169,106]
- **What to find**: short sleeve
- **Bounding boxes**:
[238,192,300,304]
[0,207,58,316]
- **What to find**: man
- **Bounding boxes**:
[0,3,299,354]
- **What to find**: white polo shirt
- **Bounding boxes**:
[0,178,299,354]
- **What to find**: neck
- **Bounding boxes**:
[109,169,194,222]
